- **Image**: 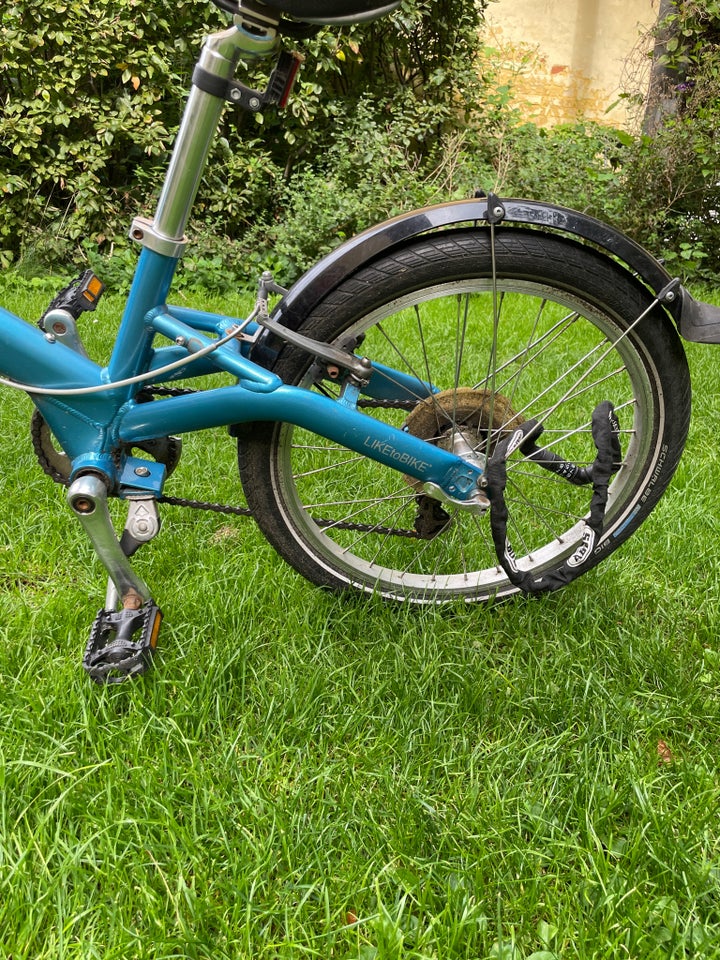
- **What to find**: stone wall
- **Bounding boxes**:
[483,0,658,129]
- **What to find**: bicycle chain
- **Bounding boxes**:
[30,386,424,539]
[31,409,77,485]
[157,493,422,538]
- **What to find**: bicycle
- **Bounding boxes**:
[2,0,719,683]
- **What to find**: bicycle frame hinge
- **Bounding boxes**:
[129,217,188,259]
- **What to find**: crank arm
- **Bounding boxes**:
[67,475,152,606]
[104,496,162,611]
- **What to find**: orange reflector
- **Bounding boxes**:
[82,275,105,303]
[149,610,163,649]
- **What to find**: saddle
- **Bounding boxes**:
[245,0,400,25]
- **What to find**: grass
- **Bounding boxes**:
[0,276,719,958]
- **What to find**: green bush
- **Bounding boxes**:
[618,0,720,280]
[486,121,629,221]
[238,98,491,286]
[6,0,716,289]
[0,0,215,265]
[0,0,486,281]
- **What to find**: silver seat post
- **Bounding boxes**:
[131,10,280,256]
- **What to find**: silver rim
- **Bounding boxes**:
[270,279,662,601]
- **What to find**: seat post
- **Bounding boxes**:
[112,10,282,386]
[138,14,281,250]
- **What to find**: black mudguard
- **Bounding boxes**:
[270,196,689,333]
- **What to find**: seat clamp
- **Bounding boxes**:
[129,217,188,259]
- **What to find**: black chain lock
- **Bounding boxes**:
[486,401,622,594]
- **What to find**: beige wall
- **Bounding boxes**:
[483,0,658,129]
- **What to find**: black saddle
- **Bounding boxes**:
[253,0,400,24]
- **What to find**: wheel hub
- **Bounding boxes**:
[403,386,525,491]
[401,387,526,534]
[404,386,524,441]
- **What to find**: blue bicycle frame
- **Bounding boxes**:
[0,10,496,680]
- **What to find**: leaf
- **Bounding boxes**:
[490,943,520,960]
[657,740,674,764]
[537,920,558,946]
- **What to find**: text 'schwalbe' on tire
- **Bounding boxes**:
[238,229,691,602]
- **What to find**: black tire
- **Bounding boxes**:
[238,229,691,602]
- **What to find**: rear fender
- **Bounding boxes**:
[271,196,685,333]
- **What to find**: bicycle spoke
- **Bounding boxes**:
[292,453,365,478]
[474,309,580,394]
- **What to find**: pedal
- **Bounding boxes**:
[83,600,162,684]
[40,270,105,324]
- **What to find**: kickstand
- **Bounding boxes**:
[67,476,163,683]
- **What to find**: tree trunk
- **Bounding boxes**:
[643,0,681,136]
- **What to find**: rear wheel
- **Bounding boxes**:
[239,229,691,602]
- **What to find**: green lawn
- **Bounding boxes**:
[0,276,718,959]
